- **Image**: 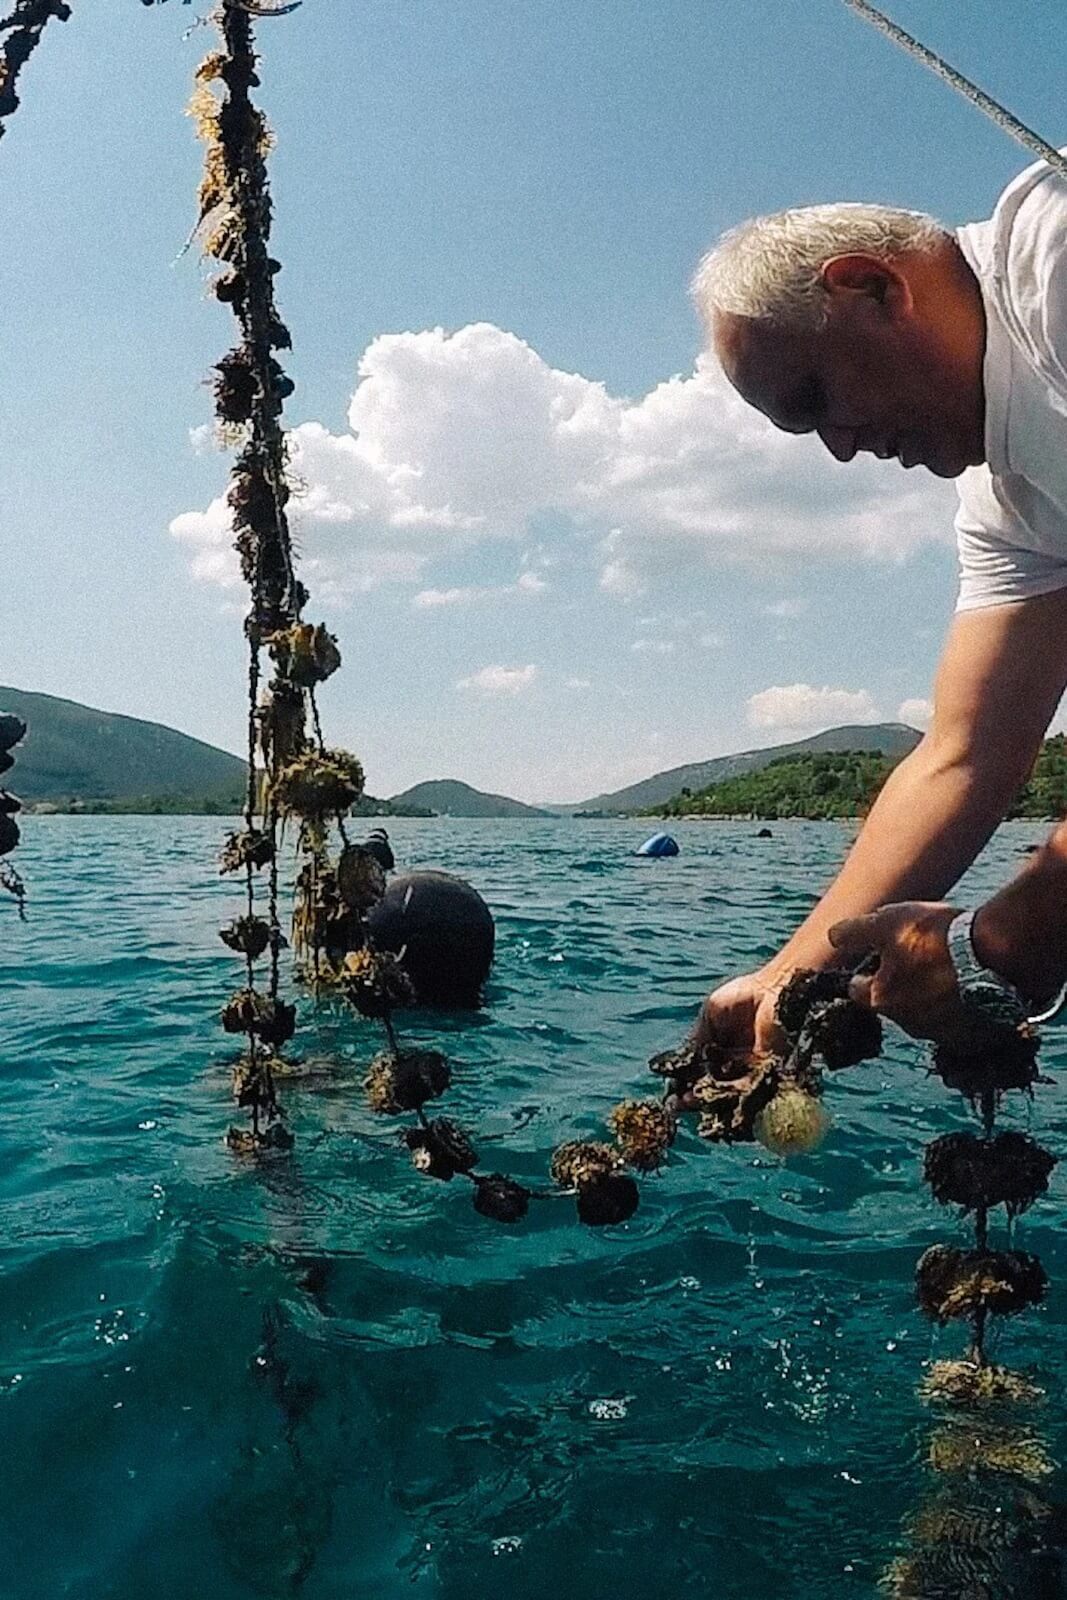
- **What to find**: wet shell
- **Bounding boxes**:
[931,1033,1041,1099]
[340,947,414,1018]
[550,1140,622,1189]
[473,1174,531,1223]
[928,1424,1054,1481]
[608,1099,676,1171]
[923,1131,1056,1218]
[920,1360,1043,1408]
[647,1040,726,1096]
[266,621,342,688]
[915,1245,1048,1323]
[693,1058,779,1144]
[363,1049,451,1114]
[404,1117,477,1180]
[337,844,386,911]
[808,997,883,1070]
[219,829,273,874]
[272,749,365,821]
[219,915,272,960]
[775,968,851,1040]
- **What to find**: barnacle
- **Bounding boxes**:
[921,1360,1044,1408]
[404,1117,477,1180]
[550,1140,622,1189]
[258,680,306,770]
[608,1099,676,1171]
[265,621,341,688]
[336,844,386,911]
[340,947,414,1018]
[272,748,365,821]
[473,1174,530,1223]
[219,829,273,874]
[693,1058,779,1144]
[928,1424,1054,1481]
[0,715,26,752]
[577,1174,640,1226]
[363,1048,450,1113]
[915,1245,1047,1323]
[219,915,272,960]
[753,1084,831,1155]
[220,989,296,1046]
[0,813,19,857]
[931,1031,1041,1099]
[923,1131,1056,1218]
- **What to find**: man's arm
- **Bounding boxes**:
[772,588,1067,974]
[696,587,1067,1054]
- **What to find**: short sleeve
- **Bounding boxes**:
[955,464,1067,611]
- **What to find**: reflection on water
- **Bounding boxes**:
[2,815,1067,1598]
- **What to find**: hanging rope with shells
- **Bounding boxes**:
[0,0,70,141]
[0,713,27,916]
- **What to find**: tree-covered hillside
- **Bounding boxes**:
[653,737,1067,820]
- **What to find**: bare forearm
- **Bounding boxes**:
[771,736,1030,975]
[973,822,1067,1002]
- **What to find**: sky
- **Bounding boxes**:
[3,0,1067,803]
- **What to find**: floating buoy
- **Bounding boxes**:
[756,827,773,839]
[636,832,679,858]
[367,870,494,1007]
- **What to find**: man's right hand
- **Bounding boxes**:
[691,967,788,1060]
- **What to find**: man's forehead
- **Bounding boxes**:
[713,311,811,417]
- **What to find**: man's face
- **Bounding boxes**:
[713,258,986,480]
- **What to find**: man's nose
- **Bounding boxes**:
[817,424,858,463]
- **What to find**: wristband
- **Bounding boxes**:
[948,909,1067,1027]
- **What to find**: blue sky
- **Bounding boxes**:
[3,0,1066,802]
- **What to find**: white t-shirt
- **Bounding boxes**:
[954,151,1067,610]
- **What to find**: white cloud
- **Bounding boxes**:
[763,597,808,619]
[631,638,675,655]
[456,664,539,695]
[173,321,955,601]
[747,682,880,732]
[413,585,485,608]
[699,630,724,649]
[565,676,592,690]
[898,696,933,729]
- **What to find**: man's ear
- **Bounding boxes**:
[821,253,912,316]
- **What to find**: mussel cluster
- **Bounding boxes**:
[0,712,26,916]
[196,2,373,1150]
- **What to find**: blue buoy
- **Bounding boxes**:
[636,832,679,858]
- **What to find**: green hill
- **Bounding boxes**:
[655,735,1067,820]
[387,779,550,818]
[558,723,922,815]
[0,687,247,811]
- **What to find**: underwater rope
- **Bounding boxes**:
[0,0,70,142]
[841,0,1067,183]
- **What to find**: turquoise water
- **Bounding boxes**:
[3,815,1066,1598]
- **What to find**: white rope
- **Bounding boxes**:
[841,0,1067,183]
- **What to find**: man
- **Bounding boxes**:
[690,153,1067,1055]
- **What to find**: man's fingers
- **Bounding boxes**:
[847,972,877,1009]
[827,910,889,959]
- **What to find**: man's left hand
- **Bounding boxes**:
[827,900,973,1047]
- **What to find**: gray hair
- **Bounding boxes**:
[691,202,950,332]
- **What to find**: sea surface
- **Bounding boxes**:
[3,815,1067,1598]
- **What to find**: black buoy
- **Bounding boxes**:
[756,827,773,838]
[366,870,494,1007]
[361,827,395,871]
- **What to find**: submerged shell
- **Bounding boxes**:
[226,1121,295,1155]
[576,1174,640,1226]
[921,1360,1044,1408]
[363,1048,451,1113]
[608,1099,676,1171]
[931,1032,1041,1098]
[928,1424,1054,1481]
[923,1131,1056,1218]
[473,1174,530,1223]
[754,1086,830,1155]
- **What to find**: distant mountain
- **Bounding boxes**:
[0,686,247,809]
[387,778,551,818]
[558,724,923,815]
